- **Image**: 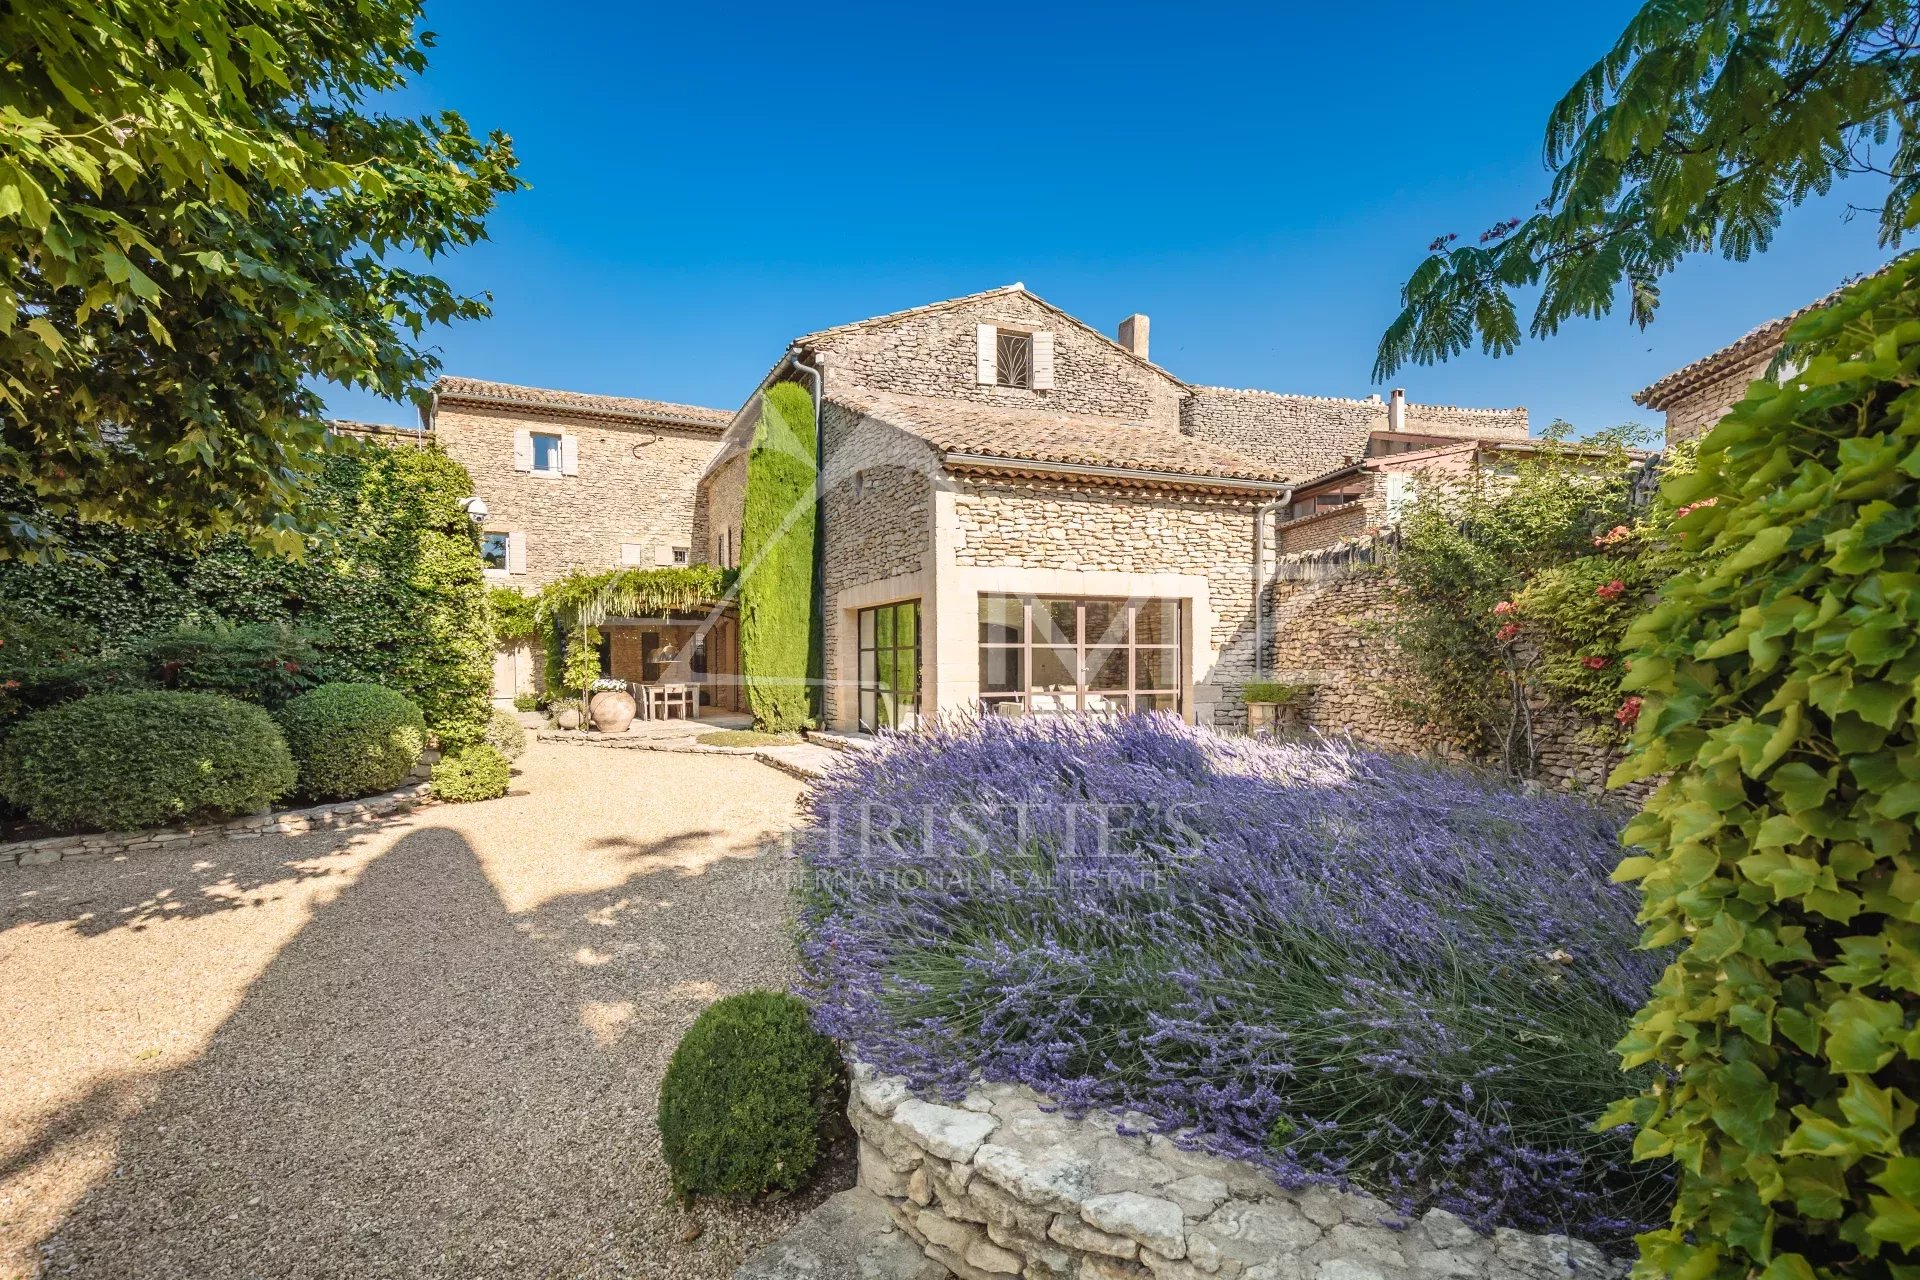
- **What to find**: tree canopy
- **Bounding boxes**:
[0,1,522,559]
[1375,1,1920,379]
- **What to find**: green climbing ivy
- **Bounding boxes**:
[1605,257,1920,1278]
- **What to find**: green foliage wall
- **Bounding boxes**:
[0,441,494,749]
[738,381,819,733]
[1608,262,1920,1278]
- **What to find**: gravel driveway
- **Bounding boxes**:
[0,743,828,1280]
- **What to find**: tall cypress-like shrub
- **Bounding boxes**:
[738,381,818,732]
[1607,261,1920,1278]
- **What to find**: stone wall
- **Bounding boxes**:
[1655,347,1775,445]
[1182,390,1528,482]
[810,292,1186,429]
[695,449,748,568]
[820,400,939,712]
[434,402,721,586]
[950,478,1269,729]
[1267,570,1626,794]
[849,1067,1622,1280]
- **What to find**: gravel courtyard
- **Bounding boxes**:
[0,743,826,1280]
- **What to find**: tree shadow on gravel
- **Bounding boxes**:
[0,819,412,939]
[33,823,839,1280]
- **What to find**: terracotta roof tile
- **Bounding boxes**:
[834,392,1289,489]
[433,376,732,429]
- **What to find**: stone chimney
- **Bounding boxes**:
[1117,314,1150,361]
[1388,387,1407,433]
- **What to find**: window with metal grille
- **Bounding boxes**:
[995,329,1032,388]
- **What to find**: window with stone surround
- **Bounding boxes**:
[480,531,509,571]
[978,595,1182,718]
[995,329,1032,388]
[531,431,562,473]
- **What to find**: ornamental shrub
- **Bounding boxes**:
[430,743,510,802]
[0,441,493,750]
[484,708,527,760]
[0,692,296,831]
[657,991,843,1200]
[1606,260,1920,1277]
[277,683,426,801]
[739,381,819,733]
[797,715,1666,1246]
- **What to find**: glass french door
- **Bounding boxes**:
[977,595,1182,718]
[858,600,921,732]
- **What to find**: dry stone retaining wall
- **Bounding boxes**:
[849,1067,1622,1280]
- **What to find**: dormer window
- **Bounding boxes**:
[995,330,1032,388]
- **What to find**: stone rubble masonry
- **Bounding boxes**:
[807,290,1187,429]
[0,783,434,870]
[1266,570,1628,794]
[1182,389,1528,483]
[434,400,723,587]
[848,1064,1624,1280]
[1650,347,1775,446]
[950,477,1269,730]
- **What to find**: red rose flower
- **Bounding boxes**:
[1582,656,1609,670]
[1596,579,1626,601]
[1491,600,1516,616]
[1496,622,1521,643]
[1615,696,1642,726]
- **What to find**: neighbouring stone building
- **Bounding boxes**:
[1634,265,1892,444]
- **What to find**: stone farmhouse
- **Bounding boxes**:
[423,285,1529,733]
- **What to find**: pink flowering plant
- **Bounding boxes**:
[797,714,1672,1247]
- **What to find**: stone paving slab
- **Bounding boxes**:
[734,1189,946,1280]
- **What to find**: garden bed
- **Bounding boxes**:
[795,715,1668,1250]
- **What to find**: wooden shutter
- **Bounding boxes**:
[621,541,645,567]
[512,429,533,472]
[506,530,527,574]
[1031,330,1055,390]
[560,433,580,476]
[976,323,997,384]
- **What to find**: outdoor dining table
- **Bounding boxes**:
[638,681,697,720]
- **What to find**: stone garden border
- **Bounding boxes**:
[848,1065,1625,1280]
[0,782,433,870]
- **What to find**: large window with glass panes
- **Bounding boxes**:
[858,600,921,732]
[977,595,1182,718]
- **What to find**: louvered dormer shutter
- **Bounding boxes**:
[512,429,534,472]
[976,323,997,384]
[560,433,580,476]
[1031,330,1055,390]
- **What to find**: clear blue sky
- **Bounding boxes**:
[323,0,1898,437]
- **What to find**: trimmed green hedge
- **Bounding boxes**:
[0,440,493,749]
[277,683,426,801]
[657,991,842,1200]
[738,381,819,733]
[0,692,296,831]
[430,743,511,802]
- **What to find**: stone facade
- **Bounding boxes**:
[1182,389,1528,482]
[849,1066,1623,1280]
[807,288,1187,428]
[1640,347,1774,445]
[432,383,729,588]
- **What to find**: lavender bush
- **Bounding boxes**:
[794,714,1671,1247]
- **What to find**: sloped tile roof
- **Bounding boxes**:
[835,391,1289,490]
[434,376,732,430]
[1634,260,1902,409]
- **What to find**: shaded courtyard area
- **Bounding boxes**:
[0,745,821,1280]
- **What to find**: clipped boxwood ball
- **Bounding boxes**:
[657,991,843,1200]
[430,743,510,802]
[484,707,527,760]
[0,691,297,832]
[277,682,426,801]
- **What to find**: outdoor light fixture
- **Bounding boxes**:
[459,495,489,524]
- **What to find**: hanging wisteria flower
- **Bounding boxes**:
[794,715,1668,1249]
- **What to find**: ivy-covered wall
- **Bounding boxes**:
[0,441,494,749]
[738,381,819,732]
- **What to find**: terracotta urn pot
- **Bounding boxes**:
[589,690,638,734]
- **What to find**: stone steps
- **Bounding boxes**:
[734,1187,947,1280]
